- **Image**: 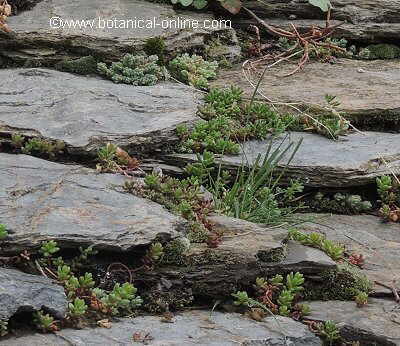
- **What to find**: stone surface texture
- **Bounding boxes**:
[239,0,400,42]
[168,131,400,187]
[0,68,201,157]
[0,310,322,345]
[1,0,241,64]
[213,59,400,125]
[0,267,67,320]
[297,214,400,296]
[0,153,186,255]
[308,299,400,345]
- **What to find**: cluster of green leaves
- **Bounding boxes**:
[11,134,65,158]
[35,240,142,329]
[124,174,212,243]
[0,320,8,337]
[377,175,400,222]
[309,191,372,214]
[186,142,303,224]
[98,54,168,85]
[318,320,340,345]
[177,87,298,154]
[92,284,143,316]
[288,229,344,261]
[33,311,58,332]
[354,291,368,307]
[0,224,7,240]
[232,272,309,318]
[169,53,218,89]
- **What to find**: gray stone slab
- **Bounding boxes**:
[0,310,322,345]
[295,214,400,296]
[0,0,240,64]
[307,299,400,345]
[0,68,201,156]
[213,59,400,125]
[168,131,400,187]
[0,267,67,321]
[0,153,186,255]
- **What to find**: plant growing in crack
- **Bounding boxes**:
[232,272,310,320]
[169,54,218,89]
[0,224,8,240]
[377,175,400,222]
[33,311,58,332]
[288,229,344,261]
[97,54,168,86]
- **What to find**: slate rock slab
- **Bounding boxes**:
[0,153,186,255]
[0,68,201,157]
[307,299,400,345]
[0,267,67,321]
[296,214,400,296]
[0,0,240,64]
[168,131,400,188]
[238,0,400,42]
[0,310,322,345]
[142,233,336,299]
[213,59,400,126]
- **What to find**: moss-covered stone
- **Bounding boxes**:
[257,244,287,263]
[161,237,191,265]
[360,44,400,60]
[141,288,194,313]
[55,56,98,75]
[304,262,372,301]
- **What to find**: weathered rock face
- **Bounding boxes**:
[167,131,400,188]
[0,153,187,255]
[0,310,322,345]
[307,299,400,345]
[0,68,201,157]
[0,267,67,320]
[296,214,400,296]
[143,231,336,298]
[0,0,241,65]
[239,0,400,42]
[213,60,400,128]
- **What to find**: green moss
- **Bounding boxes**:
[257,245,287,262]
[360,44,400,60]
[187,222,210,243]
[143,37,166,64]
[142,288,194,313]
[161,238,191,265]
[304,263,372,301]
[55,56,98,75]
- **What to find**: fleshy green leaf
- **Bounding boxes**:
[308,0,331,12]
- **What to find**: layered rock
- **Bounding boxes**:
[296,214,400,296]
[0,267,67,321]
[213,59,400,128]
[0,68,201,157]
[308,299,400,345]
[167,131,400,188]
[0,153,187,255]
[238,0,400,42]
[0,310,322,345]
[0,0,241,65]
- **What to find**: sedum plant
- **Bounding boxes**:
[92,283,143,315]
[377,175,400,222]
[68,298,88,317]
[177,86,298,154]
[0,224,7,240]
[288,229,344,260]
[33,311,58,332]
[169,54,218,89]
[98,54,168,85]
